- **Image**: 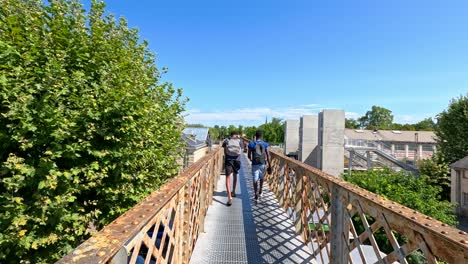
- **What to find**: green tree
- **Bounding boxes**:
[434,95,468,164]
[418,154,450,201]
[209,125,220,142]
[345,169,457,225]
[345,168,456,264]
[244,126,257,140]
[358,105,394,129]
[414,117,435,131]
[237,125,244,136]
[0,0,185,262]
[258,117,284,144]
[228,125,236,134]
[345,118,359,129]
[219,125,228,140]
[390,123,416,131]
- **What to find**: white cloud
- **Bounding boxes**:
[184,106,435,126]
[394,114,435,124]
[184,104,322,126]
[345,112,360,119]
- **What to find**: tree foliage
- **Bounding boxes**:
[258,117,284,144]
[244,126,257,140]
[345,168,455,264]
[209,118,285,144]
[345,169,457,226]
[0,0,185,262]
[413,117,436,131]
[389,118,436,131]
[358,105,394,129]
[434,95,468,164]
[351,106,435,131]
[345,118,359,129]
[418,154,450,201]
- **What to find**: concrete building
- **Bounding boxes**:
[344,129,437,162]
[319,110,345,177]
[451,156,468,217]
[298,115,319,167]
[284,119,300,158]
[289,110,345,177]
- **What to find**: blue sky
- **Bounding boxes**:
[95,0,467,126]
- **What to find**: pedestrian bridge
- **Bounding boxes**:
[59,140,467,264]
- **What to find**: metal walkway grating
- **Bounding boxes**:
[190,154,316,264]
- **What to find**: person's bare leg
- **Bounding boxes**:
[232,173,237,195]
[226,173,232,202]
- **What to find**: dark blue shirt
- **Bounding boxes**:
[248,140,269,165]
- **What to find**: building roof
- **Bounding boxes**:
[183,127,209,142]
[344,129,436,143]
[182,127,210,149]
[451,156,468,169]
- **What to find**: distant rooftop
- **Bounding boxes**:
[182,127,210,149]
[183,127,209,142]
[345,129,436,143]
[451,156,468,170]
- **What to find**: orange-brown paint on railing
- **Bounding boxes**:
[241,137,468,263]
[57,147,223,264]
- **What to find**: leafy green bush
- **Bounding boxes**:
[0,0,185,263]
[435,94,468,164]
[418,155,450,201]
[345,169,456,264]
[344,169,457,225]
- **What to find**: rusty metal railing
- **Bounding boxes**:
[57,147,223,264]
[244,138,467,263]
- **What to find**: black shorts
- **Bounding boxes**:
[225,159,241,176]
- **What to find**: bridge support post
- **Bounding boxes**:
[366,151,372,170]
[331,183,349,264]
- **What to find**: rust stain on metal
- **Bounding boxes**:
[57,147,223,264]
[240,137,468,263]
[60,138,468,263]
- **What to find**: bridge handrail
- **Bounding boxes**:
[57,147,223,264]
[244,138,467,263]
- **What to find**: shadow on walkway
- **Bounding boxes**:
[190,154,314,264]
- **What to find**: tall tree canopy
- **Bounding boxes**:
[258,117,284,144]
[435,95,468,164]
[413,117,436,131]
[345,118,359,129]
[0,0,185,262]
[358,105,394,129]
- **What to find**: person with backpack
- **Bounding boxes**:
[248,130,272,203]
[222,131,244,206]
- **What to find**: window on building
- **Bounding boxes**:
[464,192,468,206]
[408,143,417,151]
[395,144,405,151]
[422,144,433,152]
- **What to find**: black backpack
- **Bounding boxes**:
[252,141,266,164]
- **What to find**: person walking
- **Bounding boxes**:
[248,130,271,203]
[222,131,243,206]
